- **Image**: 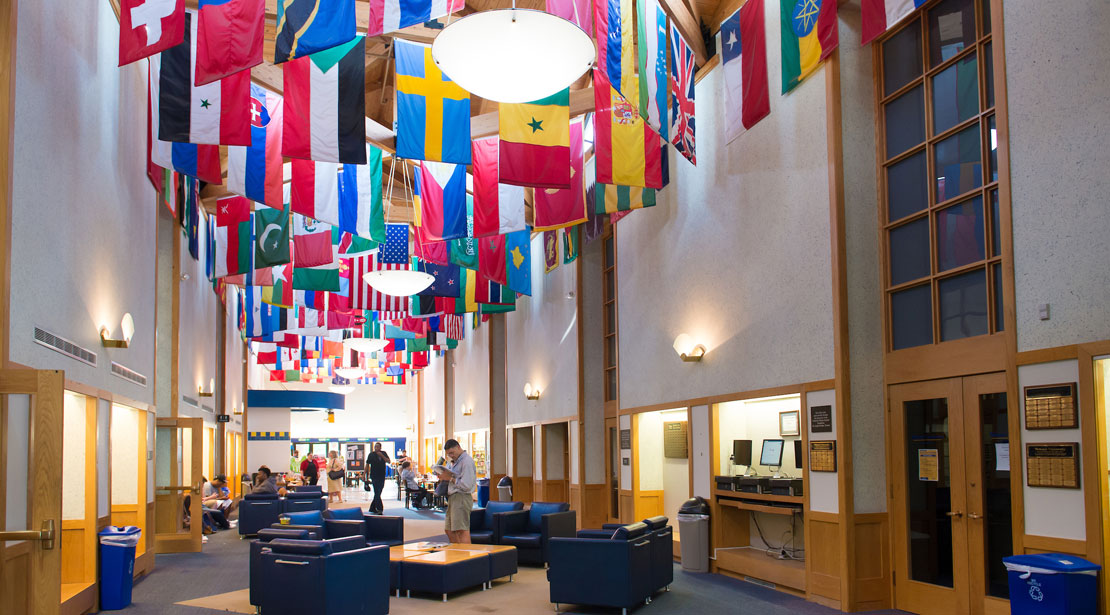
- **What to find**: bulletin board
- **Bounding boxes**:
[663,422,688,459]
[809,441,837,472]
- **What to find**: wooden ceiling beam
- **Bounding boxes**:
[658,0,709,66]
[709,0,745,33]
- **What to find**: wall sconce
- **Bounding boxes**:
[198,378,215,398]
[99,313,135,348]
[232,404,244,416]
[524,383,541,400]
[427,414,435,424]
[672,334,706,362]
[327,411,335,424]
[461,404,472,416]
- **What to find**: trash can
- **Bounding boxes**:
[1004,553,1100,615]
[477,478,491,507]
[497,476,513,501]
[677,497,710,573]
[98,526,142,610]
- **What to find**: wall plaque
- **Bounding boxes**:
[1026,442,1080,489]
[810,405,833,433]
[1024,383,1078,430]
[663,422,688,458]
[809,441,837,472]
[620,429,631,450]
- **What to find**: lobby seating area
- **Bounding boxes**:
[258,537,390,614]
[238,490,327,536]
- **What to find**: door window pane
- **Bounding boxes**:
[883,23,923,96]
[936,196,984,272]
[888,151,929,222]
[890,218,931,285]
[939,268,988,341]
[987,115,998,183]
[928,0,976,67]
[989,189,1000,257]
[982,0,992,35]
[934,124,982,202]
[983,41,995,108]
[904,397,953,587]
[605,335,616,364]
[993,262,1004,331]
[605,369,617,401]
[886,86,926,159]
[603,237,614,267]
[605,302,615,333]
[932,52,979,135]
[977,392,1012,598]
[892,284,933,349]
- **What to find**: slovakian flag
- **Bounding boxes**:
[416,161,468,242]
[394,39,471,164]
[367,0,464,36]
[120,0,184,66]
[293,213,334,268]
[195,0,265,86]
[158,12,251,145]
[636,0,668,138]
[534,119,587,231]
[149,54,223,184]
[861,0,927,45]
[283,36,366,164]
[214,195,253,277]
[291,159,340,226]
[338,144,386,243]
[720,0,770,144]
[593,70,667,188]
[594,0,637,103]
[471,137,527,238]
[274,0,357,64]
[228,84,285,206]
[780,0,838,93]
[669,23,696,165]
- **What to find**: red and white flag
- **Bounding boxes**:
[120,0,185,66]
[290,159,340,226]
[347,253,411,313]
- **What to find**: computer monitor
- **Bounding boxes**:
[794,440,803,469]
[760,439,784,467]
[732,440,752,467]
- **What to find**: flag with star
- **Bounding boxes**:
[254,203,291,268]
[780,0,838,93]
[720,0,770,144]
[669,23,696,165]
[394,39,471,164]
[378,223,410,264]
[505,228,532,296]
[498,88,571,189]
[416,260,461,297]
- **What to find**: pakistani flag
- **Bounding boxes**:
[255,204,291,267]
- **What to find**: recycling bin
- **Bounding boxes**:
[677,496,710,573]
[98,526,142,610]
[477,478,491,507]
[1004,553,1100,615]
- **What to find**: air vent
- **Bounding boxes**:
[202,404,215,414]
[33,327,97,366]
[181,395,199,408]
[111,362,148,387]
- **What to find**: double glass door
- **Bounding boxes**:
[890,373,1013,615]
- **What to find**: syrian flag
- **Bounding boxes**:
[338,144,386,243]
[158,12,251,145]
[120,0,185,66]
[149,54,223,183]
[228,84,285,207]
[283,36,367,164]
[291,159,340,226]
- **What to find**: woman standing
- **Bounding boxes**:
[326,450,344,504]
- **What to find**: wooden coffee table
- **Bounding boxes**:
[388,546,436,597]
[399,549,490,602]
[442,544,519,584]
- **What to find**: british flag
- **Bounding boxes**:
[347,253,411,314]
[669,24,696,165]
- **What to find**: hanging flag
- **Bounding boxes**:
[149,56,223,183]
[563,225,579,263]
[185,177,201,260]
[228,84,285,206]
[283,36,366,163]
[416,261,462,297]
[293,213,334,268]
[594,0,637,103]
[120,0,185,66]
[195,0,265,85]
[378,223,410,265]
[394,39,471,164]
[592,70,667,188]
[669,24,696,165]
[291,159,339,225]
[478,234,507,286]
[861,0,927,45]
[780,0,838,94]
[546,0,591,31]
[720,0,770,144]
[274,0,356,63]
[499,89,571,188]
[263,264,295,307]
[206,214,217,279]
[214,196,253,277]
[595,182,656,213]
[348,253,411,313]
[293,244,341,291]
[448,196,477,270]
[367,0,465,36]
[336,228,378,256]
[255,204,291,268]
[416,161,468,242]
[471,137,527,238]
[534,120,587,231]
[338,144,386,243]
[543,231,559,273]
[504,229,532,296]
[636,0,668,138]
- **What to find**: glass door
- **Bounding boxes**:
[154,417,203,553]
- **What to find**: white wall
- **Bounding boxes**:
[544,423,567,480]
[691,404,712,499]
[619,414,631,489]
[9,0,156,403]
[513,427,533,475]
[569,419,580,484]
[635,409,691,523]
[453,318,491,433]
[804,389,838,514]
[97,398,111,518]
[423,355,446,439]
[224,290,245,423]
[178,221,220,420]
[62,391,87,521]
[580,241,606,485]
[246,407,292,473]
[717,395,803,476]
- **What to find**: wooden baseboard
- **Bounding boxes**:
[133,548,155,579]
[716,546,806,592]
[60,582,96,615]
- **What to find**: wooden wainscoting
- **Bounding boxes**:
[60,582,96,615]
[111,503,141,528]
[134,549,155,579]
[852,512,891,611]
[716,547,806,595]
[513,477,533,504]
[145,501,156,555]
[1023,534,1087,558]
[634,490,664,520]
[619,490,634,524]
[543,479,568,503]
[569,484,581,526]
[580,484,607,530]
[60,520,92,585]
[807,511,842,606]
[1,541,32,615]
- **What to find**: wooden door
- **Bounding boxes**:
[605,417,619,523]
[0,369,65,615]
[153,417,203,553]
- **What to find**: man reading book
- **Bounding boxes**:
[436,439,477,543]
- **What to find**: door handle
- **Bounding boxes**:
[968,512,983,520]
[0,519,56,550]
[945,511,963,518]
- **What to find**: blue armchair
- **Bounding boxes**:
[547,522,653,615]
[249,528,310,607]
[291,484,323,493]
[272,510,328,539]
[284,490,326,514]
[468,501,524,544]
[259,538,389,615]
[238,493,284,536]
[641,516,673,594]
[498,502,576,565]
[323,508,404,547]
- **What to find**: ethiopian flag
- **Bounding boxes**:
[499,89,571,189]
[595,183,656,214]
[780,0,838,94]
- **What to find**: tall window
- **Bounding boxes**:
[877,0,1002,351]
[602,228,618,402]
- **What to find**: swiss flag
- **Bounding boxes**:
[119,0,185,66]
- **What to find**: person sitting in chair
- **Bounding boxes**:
[399,461,430,509]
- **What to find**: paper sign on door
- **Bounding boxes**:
[918,448,939,482]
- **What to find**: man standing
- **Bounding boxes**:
[366,443,388,514]
[437,439,476,544]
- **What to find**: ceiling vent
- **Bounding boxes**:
[111,362,148,387]
[33,327,97,367]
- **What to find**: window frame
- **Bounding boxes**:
[602,224,619,411]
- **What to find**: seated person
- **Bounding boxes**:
[202,475,238,516]
[399,461,430,509]
[251,466,287,496]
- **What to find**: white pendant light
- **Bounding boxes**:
[362,270,435,297]
[431,8,596,103]
[335,367,364,379]
[329,386,356,395]
[345,337,389,354]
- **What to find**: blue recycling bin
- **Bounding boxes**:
[476,478,491,508]
[1004,553,1100,615]
[98,526,141,610]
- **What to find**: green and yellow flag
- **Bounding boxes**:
[595,183,656,214]
[780,0,839,93]
[498,89,571,189]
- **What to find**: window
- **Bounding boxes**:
[877,0,1003,351]
[602,228,618,402]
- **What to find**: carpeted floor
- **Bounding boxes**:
[123,485,910,615]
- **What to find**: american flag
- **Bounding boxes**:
[347,253,411,313]
[444,314,465,340]
[379,223,410,264]
[669,24,696,165]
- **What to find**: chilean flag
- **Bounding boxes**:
[195,0,265,86]
[367,0,465,37]
[228,84,286,207]
[415,161,467,242]
[120,0,185,66]
[862,0,928,45]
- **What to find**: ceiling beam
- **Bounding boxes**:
[658,0,709,66]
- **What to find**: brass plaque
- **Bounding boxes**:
[1026,442,1080,489]
[809,440,837,472]
[663,422,688,459]
[1024,383,1078,430]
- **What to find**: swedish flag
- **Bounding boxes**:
[394,39,471,164]
[274,0,357,64]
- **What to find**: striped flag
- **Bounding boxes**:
[780,0,838,93]
[471,137,527,238]
[195,0,265,85]
[273,0,356,64]
[347,253,411,313]
[594,0,637,104]
[214,196,253,277]
[338,144,386,242]
[416,161,468,242]
[292,214,334,268]
[636,0,668,138]
[149,55,222,183]
[291,159,340,225]
[669,24,696,165]
[593,70,667,188]
[283,36,366,163]
[595,182,656,213]
[862,0,927,45]
[720,0,770,144]
[227,84,285,207]
[533,120,587,231]
[367,0,464,37]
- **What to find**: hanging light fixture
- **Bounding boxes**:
[431,6,596,103]
[362,269,435,297]
[345,337,390,354]
[335,367,364,380]
[329,386,356,395]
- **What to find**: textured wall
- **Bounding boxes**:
[245,407,292,472]
[97,398,111,518]
[422,355,446,439]
[1006,0,1110,350]
[580,240,606,484]
[62,391,87,520]
[616,1,833,409]
[224,291,245,424]
[111,404,140,506]
[9,0,155,402]
[178,223,220,420]
[453,317,491,433]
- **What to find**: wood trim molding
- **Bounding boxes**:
[0,0,16,371]
[1076,347,1105,572]
[505,414,579,429]
[171,223,180,417]
[620,380,836,416]
[1022,534,1087,556]
[1016,345,1079,366]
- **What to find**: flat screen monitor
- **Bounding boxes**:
[794,440,803,469]
[732,440,752,466]
[760,439,784,467]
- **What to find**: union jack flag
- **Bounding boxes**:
[669,24,696,165]
[347,253,412,314]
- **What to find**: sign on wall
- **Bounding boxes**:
[810,405,833,433]
[620,429,631,450]
[1026,442,1080,489]
[663,422,688,458]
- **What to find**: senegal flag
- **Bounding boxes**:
[780,0,838,94]
[595,182,656,214]
[499,89,571,189]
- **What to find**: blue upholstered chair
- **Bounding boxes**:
[238,493,284,536]
[322,508,404,547]
[291,484,323,493]
[467,501,525,544]
[271,510,328,539]
[641,516,673,595]
[259,538,389,615]
[498,502,576,565]
[547,522,654,615]
[249,528,310,607]
[283,490,326,513]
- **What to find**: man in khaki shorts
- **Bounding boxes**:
[436,439,476,543]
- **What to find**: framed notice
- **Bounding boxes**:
[810,405,833,433]
[663,422,688,458]
[1026,442,1080,489]
[809,441,836,472]
[620,429,631,450]
[779,411,800,436]
[1024,383,1078,430]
